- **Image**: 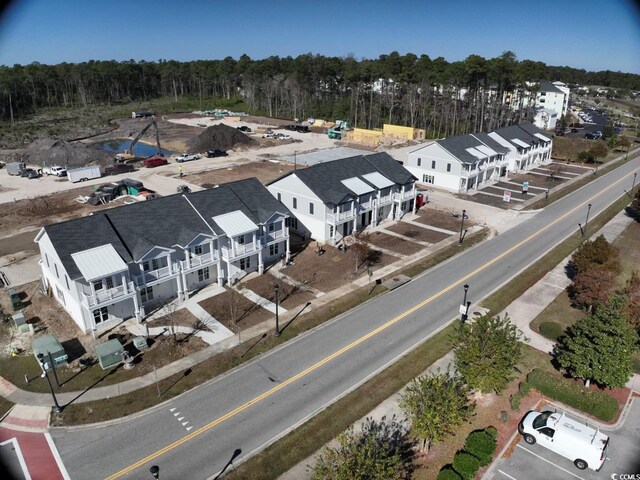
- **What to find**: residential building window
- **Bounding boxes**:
[378,208,383,217]
[240,257,251,270]
[539,99,545,103]
[56,286,65,306]
[417,158,422,166]
[194,245,203,255]
[65,275,70,290]
[309,202,314,215]
[45,253,50,267]
[329,225,334,238]
[446,163,451,172]
[292,197,298,209]
[286,217,298,230]
[431,160,436,169]
[237,235,245,245]
[142,261,150,271]
[422,174,434,184]
[269,243,279,256]
[54,263,59,279]
[106,277,114,289]
[197,268,209,282]
[268,223,275,232]
[152,258,160,270]
[277,192,282,202]
[140,286,153,303]
[93,280,103,291]
[93,307,108,324]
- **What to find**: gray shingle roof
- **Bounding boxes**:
[492,124,540,148]
[43,178,290,279]
[538,80,565,94]
[436,134,491,164]
[470,132,510,155]
[516,123,552,142]
[270,152,415,205]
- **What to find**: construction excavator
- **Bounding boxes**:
[115,119,162,162]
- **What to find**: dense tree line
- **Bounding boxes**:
[2,52,639,137]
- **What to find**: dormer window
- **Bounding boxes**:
[194,245,203,255]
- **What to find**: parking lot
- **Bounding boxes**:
[488,400,640,480]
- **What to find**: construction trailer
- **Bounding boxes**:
[68,165,102,183]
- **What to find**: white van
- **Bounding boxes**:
[518,410,609,471]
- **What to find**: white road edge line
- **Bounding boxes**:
[497,469,518,480]
[45,432,71,480]
[516,444,585,480]
[1,437,32,480]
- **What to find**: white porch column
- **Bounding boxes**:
[258,249,264,274]
[412,183,417,214]
[176,268,184,302]
[122,274,128,294]
[285,236,291,262]
[217,261,223,286]
[185,247,191,269]
[231,238,236,258]
[133,292,141,323]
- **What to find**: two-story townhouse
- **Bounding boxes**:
[406,133,509,193]
[267,152,416,245]
[35,178,291,334]
[489,124,552,172]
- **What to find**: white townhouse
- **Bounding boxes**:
[535,80,569,120]
[267,152,417,245]
[406,132,510,193]
[489,123,553,172]
[35,178,291,334]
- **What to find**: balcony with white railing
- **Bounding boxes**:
[393,189,415,202]
[181,251,219,271]
[377,193,393,206]
[263,229,285,244]
[326,209,356,224]
[134,264,177,287]
[82,281,136,307]
[221,242,257,260]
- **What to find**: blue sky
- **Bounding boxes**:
[1,0,639,74]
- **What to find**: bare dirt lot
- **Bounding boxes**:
[414,209,472,231]
[184,160,297,187]
[283,243,398,291]
[386,222,452,244]
[243,273,316,311]
[199,288,271,332]
[367,231,424,256]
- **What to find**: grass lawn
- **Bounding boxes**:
[0,396,14,419]
[530,290,586,334]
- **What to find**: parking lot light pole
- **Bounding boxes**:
[458,210,467,245]
[583,203,592,237]
[274,284,280,337]
[461,284,469,323]
[37,353,62,413]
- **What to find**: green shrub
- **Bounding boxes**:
[527,369,619,421]
[519,381,531,396]
[485,426,498,439]
[510,393,522,410]
[499,411,508,423]
[464,430,497,466]
[436,468,462,480]
[452,452,480,480]
[539,322,565,340]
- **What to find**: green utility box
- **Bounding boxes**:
[133,336,148,352]
[13,313,30,334]
[8,288,22,311]
[95,339,124,370]
[32,334,68,370]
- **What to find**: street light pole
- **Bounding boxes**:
[632,172,637,193]
[583,203,592,236]
[458,209,466,245]
[150,465,159,479]
[461,284,469,323]
[274,284,280,337]
[37,353,62,413]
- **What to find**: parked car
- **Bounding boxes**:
[143,157,169,168]
[206,149,228,158]
[277,133,291,140]
[555,130,565,137]
[571,128,579,133]
[295,125,310,133]
[236,126,252,133]
[284,124,296,131]
[42,166,67,176]
[104,163,136,175]
[21,168,41,179]
[175,154,200,163]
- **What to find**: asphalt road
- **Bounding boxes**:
[50,155,640,480]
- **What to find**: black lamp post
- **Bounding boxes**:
[583,203,592,236]
[37,353,62,413]
[150,465,159,479]
[632,172,637,193]
[461,284,469,323]
[458,209,467,245]
[274,284,280,337]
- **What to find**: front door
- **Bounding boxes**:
[342,222,350,237]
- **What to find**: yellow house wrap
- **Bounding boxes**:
[382,124,426,141]
[344,128,383,147]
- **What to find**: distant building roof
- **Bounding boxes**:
[539,80,565,94]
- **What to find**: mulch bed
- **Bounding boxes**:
[414,209,471,231]
[242,274,316,310]
[367,231,424,256]
[386,222,452,244]
[199,288,271,332]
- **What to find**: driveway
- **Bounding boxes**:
[487,400,640,480]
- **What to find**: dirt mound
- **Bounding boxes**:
[186,124,257,153]
[20,138,113,168]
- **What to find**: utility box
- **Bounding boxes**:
[12,313,30,334]
[8,288,22,311]
[32,334,68,370]
[95,339,124,370]
[133,336,148,352]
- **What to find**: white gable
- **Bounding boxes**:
[268,173,322,201]
[213,210,258,237]
[72,244,128,281]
